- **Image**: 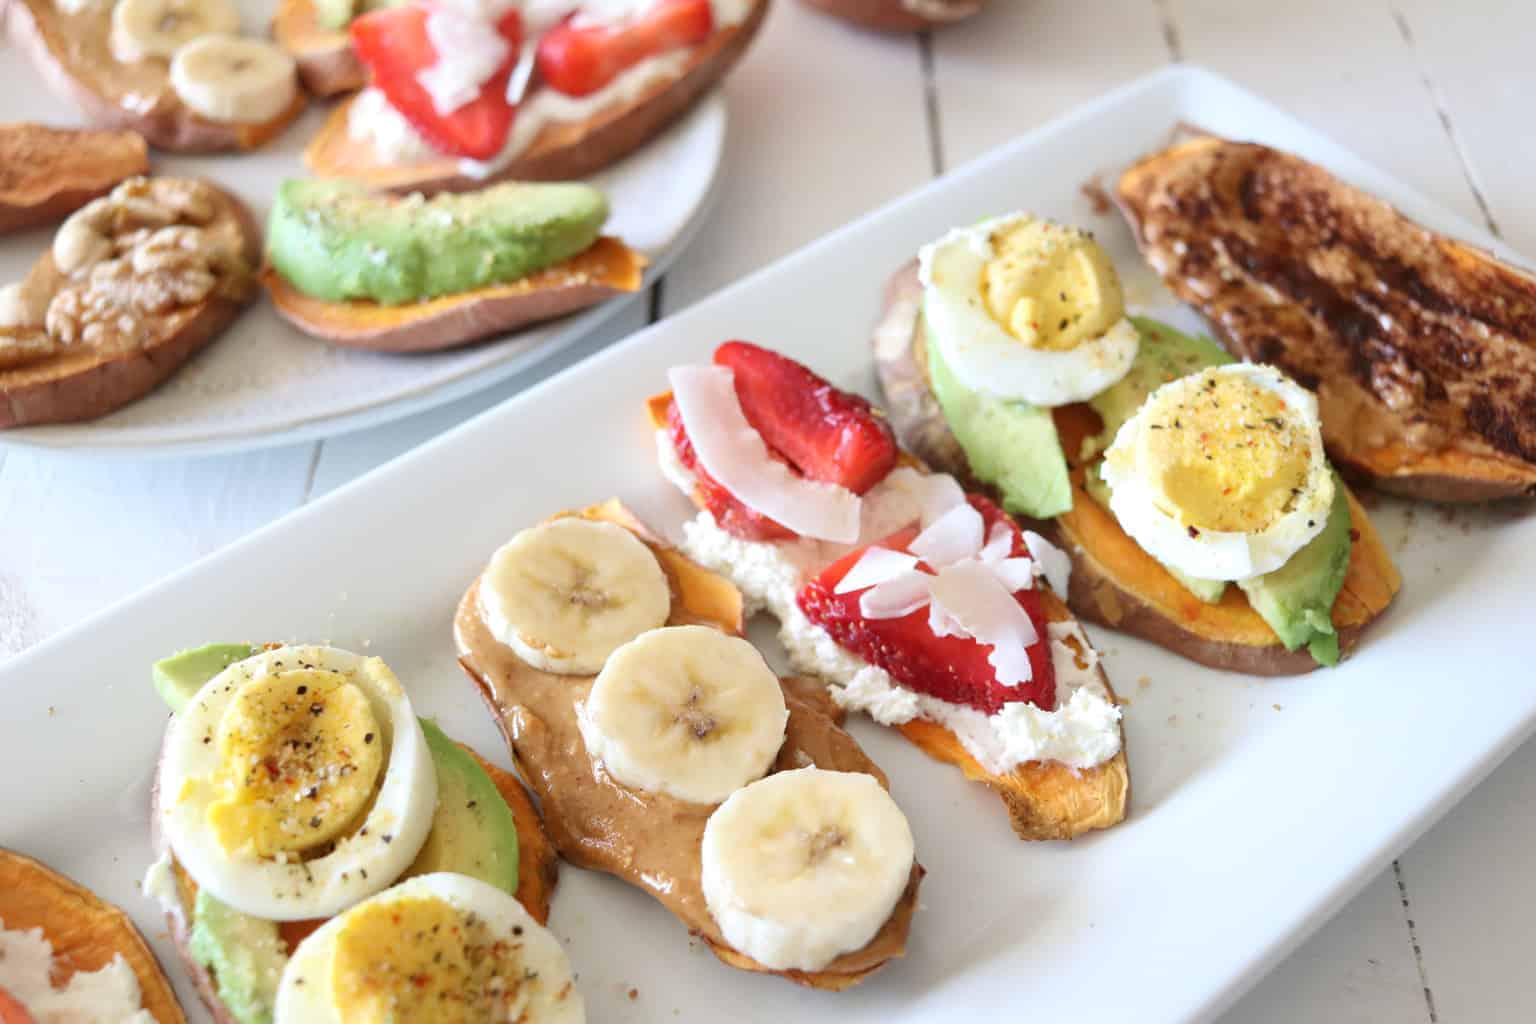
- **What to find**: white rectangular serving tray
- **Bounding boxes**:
[4,66,1533,1023]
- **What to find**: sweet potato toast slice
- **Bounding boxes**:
[643,396,1129,839]
[303,0,768,193]
[263,236,646,353]
[0,179,259,429]
[0,123,149,234]
[0,847,186,1023]
[873,261,1401,675]
[271,0,363,97]
[148,722,558,1024]
[457,499,922,990]
[1117,135,1536,502]
[800,0,987,32]
[4,0,305,153]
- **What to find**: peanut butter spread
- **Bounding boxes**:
[1119,137,1536,478]
[454,520,919,982]
[12,0,178,118]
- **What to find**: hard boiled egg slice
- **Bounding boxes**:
[1099,363,1335,581]
[158,646,437,922]
[919,212,1139,406]
[275,872,585,1024]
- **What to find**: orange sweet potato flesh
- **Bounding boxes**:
[263,237,647,353]
[270,0,362,97]
[0,123,148,234]
[0,848,186,1023]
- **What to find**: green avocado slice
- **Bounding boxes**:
[152,643,260,714]
[407,719,521,895]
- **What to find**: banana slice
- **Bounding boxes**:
[577,625,788,804]
[479,518,671,676]
[701,768,915,972]
[110,0,240,63]
[169,36,299,125]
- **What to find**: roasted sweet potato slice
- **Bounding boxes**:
[800,0,988,32]
[303,0,768,193]
[263,236,646,353]
[1117,135,1536,502]
[873,261,1401,675]
[4,0,305,153]
[0,123,149,234]
[458,500,921,990]
[0,847,186,1023]
[271,0,363,97]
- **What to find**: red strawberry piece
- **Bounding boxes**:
[714,340,898,494]
[537,0,714,99]
[666,398,795,541]
[797,499,1056,714]
[351,5,523,161]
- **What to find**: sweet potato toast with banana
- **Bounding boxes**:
[457,500,923,988]
[646,340,1130,842]
[1118,135,1536,502]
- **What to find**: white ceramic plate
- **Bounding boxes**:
[4,66,1533,1023]
[0,0,725,456]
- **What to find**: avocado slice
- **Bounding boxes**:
[1085,316,1233,459]
[406,719,520,895]
[152,643,259,714]
[188,889,287,1024]
[267,179,610,306]
[1237,476,1352,666]
[924,319,1073,519]
[313,0,355,29]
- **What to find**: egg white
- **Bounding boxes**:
[918,212,1139,407]
[1099,363,1336,581]
[158,646,437,922]
[274,872,585,1024]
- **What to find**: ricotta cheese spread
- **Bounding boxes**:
[0,922,155,1023]
[656,432,1123,773]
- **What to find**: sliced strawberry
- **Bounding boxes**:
[714,341,898,494]
[0,986,36,1024]
[666,398,795,541]
[351,5,523,160]
[797,497,1056,714]
[537,0,714,98]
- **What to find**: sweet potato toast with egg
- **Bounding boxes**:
[645,395,1129,840]
[303,0,769,195]
[800,0,988,32]
[1117,135,1536,502]
[456,500,924,989]
[148,730,558,1024]
[874,262,1401,675]
[0,847,187,1024]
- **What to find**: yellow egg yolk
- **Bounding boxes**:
[981,218,1126,351]
[206,669,385,859]
[331,897,519,1024]
[1131,371,1312,533]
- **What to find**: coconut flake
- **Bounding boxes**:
[835,547,919,595]
[991,557,1036,593]
[418,8,510,116]
[1023,530,1072,596]
[909,502,984,567]
[915,472,967,527]
[858,571,934,620]
[927,561,1039,684]
[669,365,862,543]
[979,521,1015,563]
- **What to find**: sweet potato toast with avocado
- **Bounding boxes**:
[874,262,1401,675]
[0,848,187,1023]
[1118,135,1536,503]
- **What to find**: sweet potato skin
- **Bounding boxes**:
[800,0,987,32]
[0,181,260,429]
[872,261,1401,676]
[0,124,149,234]
[262,237,646,353]
[0,847,187,1024]
[304,0,768,194]
[4,0,305,153]
[270,0,363,97]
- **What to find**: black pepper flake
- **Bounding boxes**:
[467,800,477,809]
[1187,526,1201,538]
[382,833,393,844]
[309,703,324,716]
[513,925,523,936]
[309,816,322,829]
[296,685,307,695]
[1307,520,1316,528]
[364,733,375,744]
[360,868,368,879]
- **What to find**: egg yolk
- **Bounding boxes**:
[331,897,519,1023]
[981,219,1126,352]
[206,669,385,859]
[1130,372,1312,533]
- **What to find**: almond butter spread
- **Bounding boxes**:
[455,528,920,983]
[12,0,178,118]
[1119,138,1536,479]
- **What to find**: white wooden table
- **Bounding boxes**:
[3,2,1532,1019]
